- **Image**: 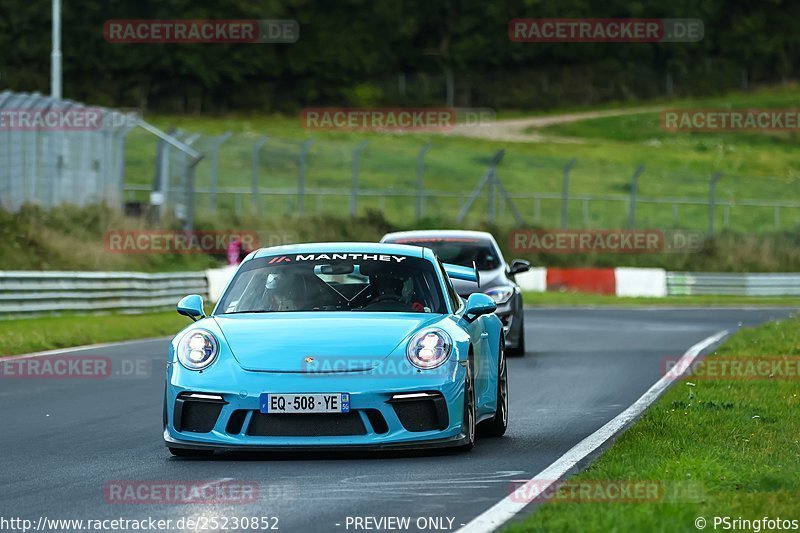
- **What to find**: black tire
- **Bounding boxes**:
[478,339,508,437]
[168,447,214,458]
[508,313,526,357]
[459,361,476,452]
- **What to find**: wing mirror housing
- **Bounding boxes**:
[464,293,496,322]
[508,259,531,275]
[177,294,206,322]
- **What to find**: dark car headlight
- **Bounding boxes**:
[177,329,219,371]
[485,286,514,305]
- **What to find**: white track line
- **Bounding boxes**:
[2,336,171,361]
[458,329,729,533]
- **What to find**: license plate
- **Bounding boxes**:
[260,393,350,414]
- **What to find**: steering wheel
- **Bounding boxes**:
[362,296,412,311]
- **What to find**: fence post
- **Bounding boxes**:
[456,150,504,223]
[708,172,723,236]
[416,143,431,220]
[297,139,314,216]
[251,136,269,215]
[493,174,524,226]
[487,165,496,223]
[181,134,201,229]
[561,158,576,229]
[350,140,368,217]
[183,165,196,232]
[208,131,231,212]
[113,126,132,210]
[152,127,177,222]
[136,121,202,225]
[628,164,645,230]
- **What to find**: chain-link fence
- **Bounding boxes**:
[122,129,800,234]
[0,91,136,211]
[3,93,794,234]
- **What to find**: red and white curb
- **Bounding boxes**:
[516,267,667,297]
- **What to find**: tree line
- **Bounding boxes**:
[0,0,798,112]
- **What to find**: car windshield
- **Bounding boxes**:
[386,238,501,270]
[216,254,447,314]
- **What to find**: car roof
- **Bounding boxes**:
[251,241,427,259]
[381,229,497,242]
[380,230,506,266]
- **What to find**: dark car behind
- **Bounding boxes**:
[381,230,530,355]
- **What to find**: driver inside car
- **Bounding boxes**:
[266,272,308,311]
[365,271,414,310]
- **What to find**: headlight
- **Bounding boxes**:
[406,329,452,369]
[177,330,219,371]
[485,286,514,304]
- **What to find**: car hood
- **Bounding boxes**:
[213,312,443,372]
[453,266,509,296]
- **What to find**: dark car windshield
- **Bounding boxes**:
[216,254,447,314]
[385,237,501,270]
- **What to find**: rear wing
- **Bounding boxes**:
[443,262,480,286]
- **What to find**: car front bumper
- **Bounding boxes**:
[164,358,469,451]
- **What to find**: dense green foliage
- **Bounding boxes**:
[2,0,798,111]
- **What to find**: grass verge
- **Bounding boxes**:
[0,310,190,356]
[524,292,800,307]
[508,316,800,532]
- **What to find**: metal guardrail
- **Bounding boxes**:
[0,269,796,319]
[0,271,208,317]
[667,272,800,296]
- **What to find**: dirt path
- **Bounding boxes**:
[442,106,663,143]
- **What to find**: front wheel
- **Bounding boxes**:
[478,339,508,437]
[459,361,476,451]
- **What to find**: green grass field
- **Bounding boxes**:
[122,85,800,233]
[0,310,190,356]
[509,315,800,532]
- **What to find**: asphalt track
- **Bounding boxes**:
[0,308,795,533]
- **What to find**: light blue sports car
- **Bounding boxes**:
[164,242,507,456]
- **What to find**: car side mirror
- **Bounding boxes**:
[464,293,496,322]
[508,259,531,275]
[177,294,205,322]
